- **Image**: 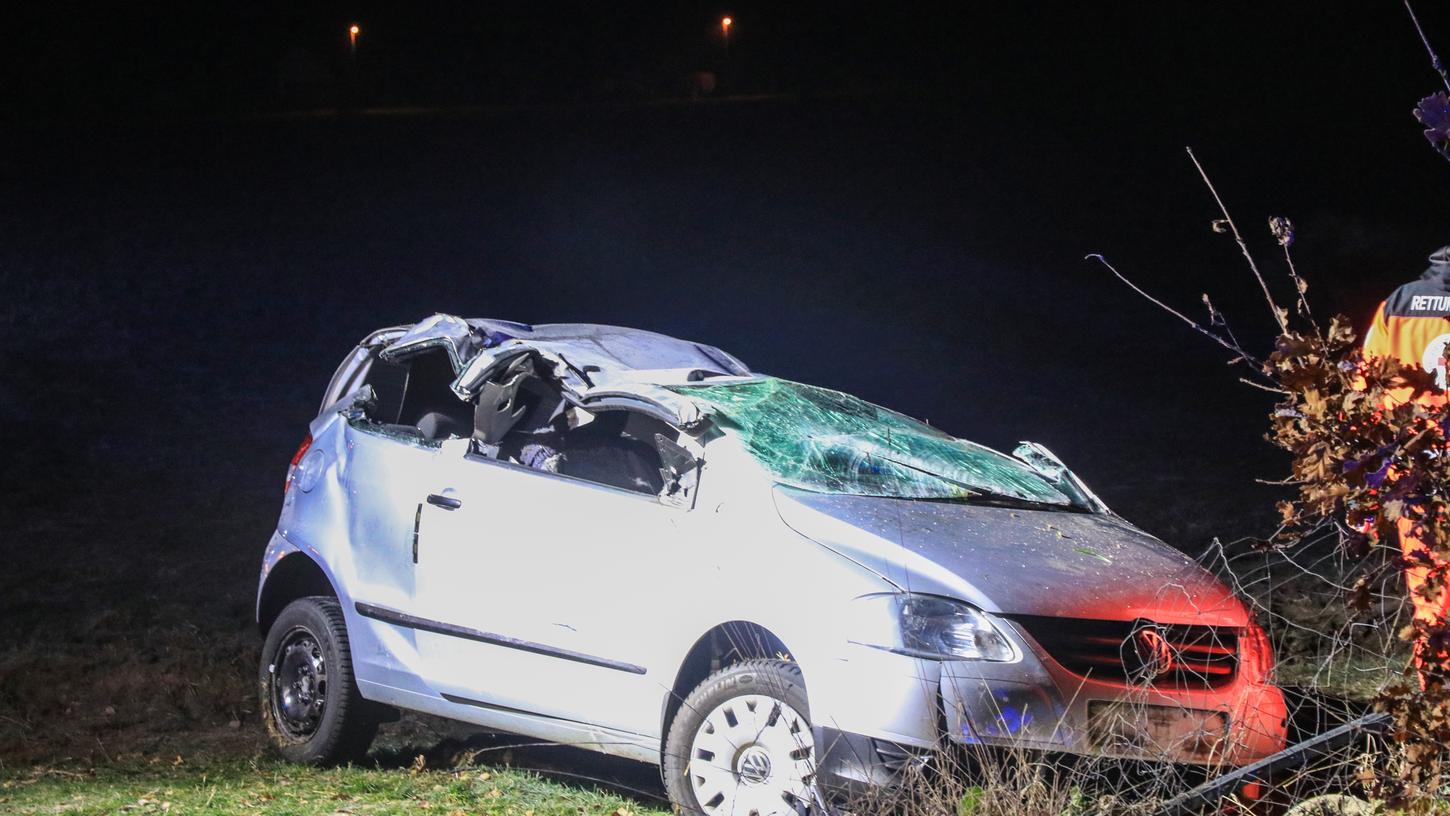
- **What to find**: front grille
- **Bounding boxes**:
[1010,615,1239,689]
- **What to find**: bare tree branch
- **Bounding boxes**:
[1186,147,1289,335]
[1239,377,1290,395]
[1405,0,1450,93]
[1084,253,1268,374]
[1282,244,1320,333]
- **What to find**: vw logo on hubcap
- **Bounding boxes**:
[689,693,812,814]
[736,746,773,785]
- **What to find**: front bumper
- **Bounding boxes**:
[940,659,1289,767]
[813,727,933,803]
[812,636,1289,793]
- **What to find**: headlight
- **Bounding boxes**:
[849,593,1016,661]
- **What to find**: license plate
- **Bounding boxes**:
[1088,701,1228,760]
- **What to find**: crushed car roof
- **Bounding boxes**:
[370,314,750,379]
[369,313,754,430]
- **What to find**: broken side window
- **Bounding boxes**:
[396,349,473,441]
[359,354,409,425]
[470,371,684,498]
[346,348,473,445]
[547,410,673,496]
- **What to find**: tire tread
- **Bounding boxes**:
[662,659,811,815]
[260,595,377,765]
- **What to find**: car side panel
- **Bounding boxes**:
[355,677,659,763]
[270,411,445,697]
[632,439,923,741]
[270,407,934,757]
[413,451,681,735]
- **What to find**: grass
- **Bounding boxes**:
[0,758,672,816]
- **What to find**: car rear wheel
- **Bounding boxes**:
[260,596,377,764]
[664,660,819,816]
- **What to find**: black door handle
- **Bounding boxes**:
[427,493,462,510]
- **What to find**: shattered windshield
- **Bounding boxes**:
[667,378,1072,506]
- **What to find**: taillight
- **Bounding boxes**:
[285,433,313,493]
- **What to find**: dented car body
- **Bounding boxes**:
[258,314,1288,810]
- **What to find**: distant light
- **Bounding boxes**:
[721,16,732,30]
[349,24,360,36]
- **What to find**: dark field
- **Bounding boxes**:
[0,87,1443,784]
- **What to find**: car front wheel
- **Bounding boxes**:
[259,596,376,764]
[664,659,819,816]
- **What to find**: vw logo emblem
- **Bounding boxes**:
[736,746,773,785]
[1124,621,1176,682]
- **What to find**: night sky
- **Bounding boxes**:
[5,2,1450,573]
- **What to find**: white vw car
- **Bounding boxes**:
[257,314,1288,814]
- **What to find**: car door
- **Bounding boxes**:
[339,421,443,612]
[412,417,689,736]
[337,345,480,693]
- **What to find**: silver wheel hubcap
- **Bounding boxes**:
[688,693,814,816]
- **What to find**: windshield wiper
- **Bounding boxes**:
[867,452,1073,510]
[945,492,1083,511]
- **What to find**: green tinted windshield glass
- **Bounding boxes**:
[667,378,1070,505]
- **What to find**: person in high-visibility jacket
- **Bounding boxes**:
[1363,245,1450,670]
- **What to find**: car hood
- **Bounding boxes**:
[772,486,1247,627]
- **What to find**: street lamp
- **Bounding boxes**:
[349,23,360,57]
[721,16,732,55]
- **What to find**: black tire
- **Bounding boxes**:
[664,659,815,816]
[259,596,377,764]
